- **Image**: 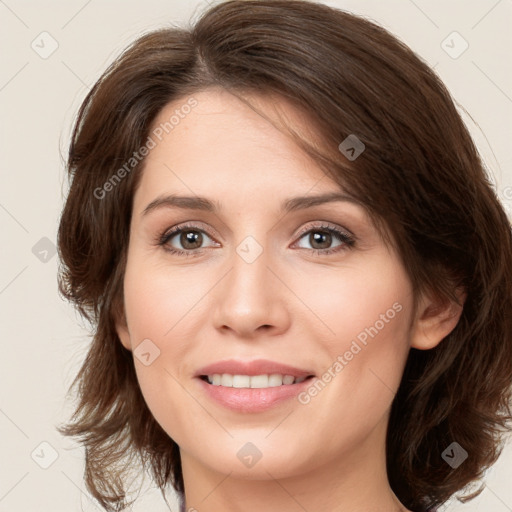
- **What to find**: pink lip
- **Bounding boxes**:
[195,359,314,378]
[196,377,315,413]
[194,359,316,413]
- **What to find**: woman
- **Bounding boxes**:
[56,1,512,511]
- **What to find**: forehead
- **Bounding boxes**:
[133,87,340,209]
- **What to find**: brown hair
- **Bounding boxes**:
[56,1,512,511]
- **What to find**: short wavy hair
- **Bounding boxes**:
[56,1,512,511]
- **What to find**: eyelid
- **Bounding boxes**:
[293,221,354,241]
[159,221,220,243]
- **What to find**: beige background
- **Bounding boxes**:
[1,0,511,510]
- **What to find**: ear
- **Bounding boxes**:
[410,288,466,350]
[113,301,132,351]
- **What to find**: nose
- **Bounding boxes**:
[212,240,291,339]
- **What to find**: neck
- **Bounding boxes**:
[179,415,410,512]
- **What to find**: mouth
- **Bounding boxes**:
[199,373,314,388]
[194,359,316,412]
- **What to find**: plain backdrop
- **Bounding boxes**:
[1,1,511,511]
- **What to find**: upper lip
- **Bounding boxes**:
[195,359,315,378]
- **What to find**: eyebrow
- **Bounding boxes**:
[141,192,360,217]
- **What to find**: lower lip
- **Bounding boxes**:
[196,377,315,413]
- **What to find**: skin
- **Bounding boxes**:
[116,87,463,512]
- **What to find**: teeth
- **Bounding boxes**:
[250,374,270,388]
[220,374,233,387]
[268,374,283,387]
[282,375,295,385]
[206,373,308,388]
[232,375,250,387]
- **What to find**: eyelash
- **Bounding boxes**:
[155,221,356,257]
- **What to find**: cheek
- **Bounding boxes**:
[299,259,411,350]
[123,257,207,352]
[297,262,413,430]
[121,256,217,439]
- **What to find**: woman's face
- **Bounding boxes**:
[116,87,417,482]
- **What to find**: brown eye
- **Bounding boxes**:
[178,230,204,250]
[163,228,212,252]
[158,223,219,256]
[295,224,355,255]
[308,231,333,250]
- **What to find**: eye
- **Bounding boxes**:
[293,223,355,255]
[156,221,355,257]
[157,222,219,256]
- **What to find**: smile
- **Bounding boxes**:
[194,359,316,412]
[201,373,310,388]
